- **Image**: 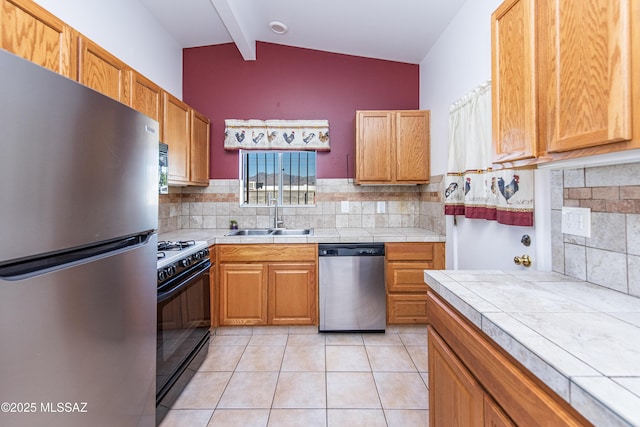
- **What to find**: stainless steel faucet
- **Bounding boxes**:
[268,192,284,229]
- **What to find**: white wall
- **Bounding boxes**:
[33,0,183,98]
[420,0,549,271]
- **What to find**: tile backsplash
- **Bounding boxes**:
[159,176,445,236]
[551,162,640,297]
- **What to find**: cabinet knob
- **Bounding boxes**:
[514,255,532,267]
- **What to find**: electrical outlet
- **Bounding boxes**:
[561,207,591,237]
[341,201,349,213]
[376,201,385,214]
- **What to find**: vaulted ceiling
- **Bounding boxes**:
[138,0,466,63]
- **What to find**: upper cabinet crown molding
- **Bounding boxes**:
[355,110,430,185]
[492,0,639,167]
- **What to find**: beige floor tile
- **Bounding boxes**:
[327,409,386,427]
[171,371,232,409]
[159,409,213,427]
[199,345,246,371]
[363,333,403,346]
[208,409,269,426]
[326,346,371,372]
[268,409,326,427]
[288,325,321,335]
[281,345,325,371]
[366,345,416,372]
[324,333,363,345]
[406,346,428,372]
[373,372,429,409]
[385,409,429,427]
[386,325,428,334]
[215,326,253,335]
[253,326,290,335]
[249,334,289,346]
[286,333,326,346]
[326,372,381,409]
[273,372,326,408]
[210,335,251,346]
[399,333,428,346]
[236,345,285,371]
[218,371,279,408]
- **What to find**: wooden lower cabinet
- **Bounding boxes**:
[217,244,317,326]
[219,263,268,326]
[429,328,484,427]
[427,290,593,427]
[385,242,445,324]
[268,263,316,325]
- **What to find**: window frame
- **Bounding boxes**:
[238,150,317,207]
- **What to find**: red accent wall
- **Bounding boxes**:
[183,42,419,179]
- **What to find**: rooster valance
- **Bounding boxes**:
[444,82,534,226]
[224,119,330,151]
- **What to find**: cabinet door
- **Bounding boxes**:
[429,328,484,427]
[485,395,516,427]
[268,263,317,325]
[355,111,394,183]
[395,110,430,183]
[543,0,631,152]
[131,71,163,132]
[78,36,130,104]
[163,92,191,184]
[190,109,210,186]
[219,263,268,326]
[491,0,537,163]
[1,0,75,78]
[387,294,428,324]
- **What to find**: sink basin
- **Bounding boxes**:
[270,228,313,236]
[225,229,273,236]
[224,228,313,237]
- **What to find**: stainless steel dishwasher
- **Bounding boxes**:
[318,243,386,332]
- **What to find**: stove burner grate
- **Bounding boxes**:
[157,240,196,252]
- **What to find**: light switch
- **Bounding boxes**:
[376,201,385,214]
[561,207,591,238]
[341,201,349,213]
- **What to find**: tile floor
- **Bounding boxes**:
[159,325,430,427]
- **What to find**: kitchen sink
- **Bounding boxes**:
[225,228,313,237]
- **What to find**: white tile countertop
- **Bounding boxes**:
[424,270,640,427]
[159,227,445,246]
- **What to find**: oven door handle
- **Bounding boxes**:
[157,259,211,303]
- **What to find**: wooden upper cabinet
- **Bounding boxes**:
[395,111,430,182]
[78,36,130,104]
[355,110,430,184]
[541,0,632,153]
[491,0,537,163]
[163,92,191,185]
[190,109,211,186]
[356,111,394,183]
[131,71,163,131]
[1,0,76,78]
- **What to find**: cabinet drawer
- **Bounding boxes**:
[387,294,428,324]
[218,244,317,263]
[386,261,432,292]
[386,242,440,262]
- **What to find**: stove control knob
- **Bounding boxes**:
[193,251,202,260]
[157,270,166,282]
[181,257,192,268]
[167,265,176,277]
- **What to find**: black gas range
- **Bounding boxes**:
[156,240,211,425]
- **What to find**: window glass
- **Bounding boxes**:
[240,150,316,206]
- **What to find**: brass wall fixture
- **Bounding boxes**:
[514,255,532,267]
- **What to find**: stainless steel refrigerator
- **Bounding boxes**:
[0,50,158,427]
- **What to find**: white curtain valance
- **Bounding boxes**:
[224,119,330,150]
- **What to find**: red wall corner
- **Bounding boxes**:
[183,42,419,179]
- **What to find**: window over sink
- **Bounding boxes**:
[239,150,316,206]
